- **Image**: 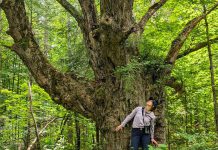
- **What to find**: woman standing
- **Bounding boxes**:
[115,97,159,150]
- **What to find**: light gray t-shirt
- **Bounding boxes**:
[121,106,156,139]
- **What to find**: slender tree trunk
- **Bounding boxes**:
[67,113,73,148]
[24,114,31,149]
[27,75,41,150]
[11,56,16,92]
[202,3,218,137]
[75,112,81,150]
[56,113,69,143]
[65,13,77,149]
[95,124,100,149]
[183,81,188,147]
[166,93,171,150]
[16,62,21,94]
[0,7,2,89]
[194,98,200,132]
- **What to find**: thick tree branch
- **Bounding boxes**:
[78,0,98,31]
[177,37,218,59]
[0,0,95,119]
[57,0,99,62]
[57,0,98,38]
[165,2,218,65]
[100,0,134,29]
[137,0,168,34]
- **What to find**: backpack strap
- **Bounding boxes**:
[131,106,152,126]
[142,107,145,125]
[142,106,152,126]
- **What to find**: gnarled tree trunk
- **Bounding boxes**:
[1,0,218,149]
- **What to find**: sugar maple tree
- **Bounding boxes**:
[0,0,218,149]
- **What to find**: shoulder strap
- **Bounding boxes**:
[142,107,145,125]
[142,106,145,114]
[132,107,143,121]
[142,107,152,126]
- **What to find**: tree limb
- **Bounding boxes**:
[137,0,168,34]
[56,0,99,56]
[56,0,84,29]
[122,0,168,40]
[57,0,98,36]
[78,0,98,31]
[165,2,218,65]
[0,0,95,119]
[177,37,218,59]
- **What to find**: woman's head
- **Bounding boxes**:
[145,97,158,111]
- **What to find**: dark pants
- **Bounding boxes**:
[130,128,151,150]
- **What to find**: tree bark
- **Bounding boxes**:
[1,0,218,149]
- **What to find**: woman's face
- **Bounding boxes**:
[145,100,153,111]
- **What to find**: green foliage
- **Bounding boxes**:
[148,144,167,150]
[115,57,144,92]
[114,55,171,93]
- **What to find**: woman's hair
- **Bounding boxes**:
[148,97,158,111]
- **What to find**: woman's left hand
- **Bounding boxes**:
[151,139,159,147]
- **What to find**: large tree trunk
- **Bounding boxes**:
[95,71,167,149]
[1,0,218,149]
[99,86,166,149]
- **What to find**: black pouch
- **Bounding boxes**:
[144,125,150,134]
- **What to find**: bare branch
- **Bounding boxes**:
[165,2,218,65]
[177,37,218,59]
[122,0,168,40]
[1,0,95,119]
[137,0,168,34]
[27,117,57,150]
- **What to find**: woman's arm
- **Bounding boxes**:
[150,116,156,140]
[120,107,139,127]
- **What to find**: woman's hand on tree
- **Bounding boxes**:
[115,125,123,132]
